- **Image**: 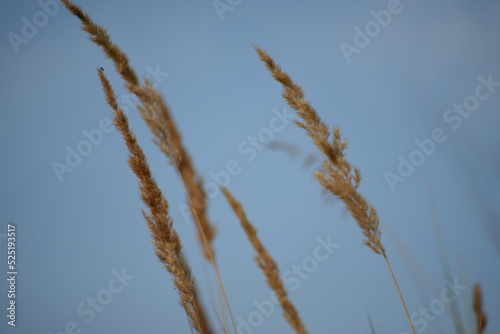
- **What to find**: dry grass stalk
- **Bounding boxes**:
[254,45,416,334]
[473,283,487,334]
[59,0,216,261]
[221,187,309,334]
[97,68,210,333]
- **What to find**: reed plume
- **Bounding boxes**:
[222,187,309,334]
[97,68,210,333]
[473,283,487,334]
[254,44,416,334]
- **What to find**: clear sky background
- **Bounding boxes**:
[1,0,499,333]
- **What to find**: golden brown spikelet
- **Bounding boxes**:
[97,68,211,334]
[222,187,309,334]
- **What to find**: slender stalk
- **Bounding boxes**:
[383,255,416,334]
[178,177,238,334]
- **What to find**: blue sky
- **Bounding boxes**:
[1,0,499,333]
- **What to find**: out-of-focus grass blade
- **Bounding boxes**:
[366,311,377,334]
[425,177,466,334]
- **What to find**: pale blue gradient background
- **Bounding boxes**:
[1,0,499,333]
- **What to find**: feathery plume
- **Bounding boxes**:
[97,68,211,333]
[253,45,383,256]
[222,187,309,334]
